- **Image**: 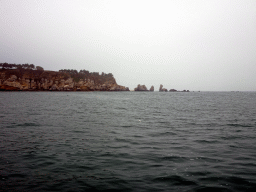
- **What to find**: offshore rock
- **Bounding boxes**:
[159,84,163,91]
[134,84,148,91]
[159,84,167,92]
[149,86,154,91]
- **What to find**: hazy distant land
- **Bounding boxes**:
[0,63,191,92]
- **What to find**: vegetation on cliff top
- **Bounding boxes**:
[0,62,116,84]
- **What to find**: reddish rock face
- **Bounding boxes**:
[0,84,20,91]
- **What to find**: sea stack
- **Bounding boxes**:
[134,84,148,91]
[159,84,167,92]
[149,86,154,91]
[159,84,163,91]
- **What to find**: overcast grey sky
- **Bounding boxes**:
[1,0,256,91]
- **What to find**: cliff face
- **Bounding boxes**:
[0,69,129,91]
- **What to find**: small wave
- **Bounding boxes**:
[186,171,210,177]
[160,156,188,162]
[153,175,197,186]
[198,175,256,191]
[8,173,27,178]
[230,162,256,167]
[195,139,218,144]
[17,123,41,127]
[227,123,254,127]
[149,131,177,137]
[114,138,129,142]
[198,156,224,163]
[121,125,133,128]
[194,186,230,191]
[132,135,143,138]
[6,122,41,128]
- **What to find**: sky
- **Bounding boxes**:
[1,0,256,91]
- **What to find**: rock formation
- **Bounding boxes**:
[159,84,167,92]
[0,67,129,91]
[149,86,154,91]
[159,84,163,91]
[134,84,148,91]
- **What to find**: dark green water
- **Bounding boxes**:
[1,92,256,191]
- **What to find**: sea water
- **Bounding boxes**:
[0,91,256,191]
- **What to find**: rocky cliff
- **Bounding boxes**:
[0,68,129,91]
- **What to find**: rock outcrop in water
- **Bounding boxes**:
[149,86,154,91]
[134,84,148,91]
[0,63,129,91]
[159,84,168,92]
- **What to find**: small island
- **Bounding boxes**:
[0,63,129,91]
[134,84,189,92]
[160,84,189,92]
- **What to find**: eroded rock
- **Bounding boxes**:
[134,84,148,91]
[159,84,167,92]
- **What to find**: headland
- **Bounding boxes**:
[0,63,129,91]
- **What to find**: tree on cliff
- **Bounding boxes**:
[0,63,36,70]
[22,63,28,69]
[1,63,9,69]
[29,64,35,70]
[36,66,44,71]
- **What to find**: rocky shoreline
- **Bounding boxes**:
[0,63,190,92]
[0,64,129,91]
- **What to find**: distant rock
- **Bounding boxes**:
[169,89,177,92]
[109,85,129,91]
[134,84,148,91]
[159,84,163,91]
[149,86,154,91]
[159,84,167,92]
